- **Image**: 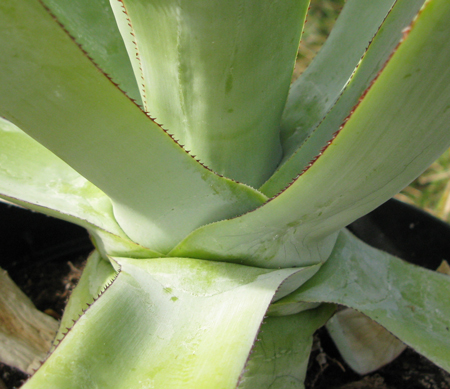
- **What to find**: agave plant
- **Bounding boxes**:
[1,0,450,387]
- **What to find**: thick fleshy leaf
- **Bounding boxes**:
[169,195,339,268]
[0,118,161,258]
[262,0,425,196]
[0,0,266,254]
[23,257,307,389]
[267,289,322,317]
[292,229,450,372]
[172,0,450,266]
[0,196,161,259]
[278,0,397,164]
[41,0,141,104]
[52,251,117,349]
[110,0,309,187]
[0,118,122,236]
[88,228,164,258]
[238,304,335,389]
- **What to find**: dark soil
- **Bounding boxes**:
[1,200,450,389]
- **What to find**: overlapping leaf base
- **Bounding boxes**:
[23,256,317,389]
[1,0,450,387]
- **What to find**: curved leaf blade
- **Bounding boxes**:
[238,304,335,389]
[0,118,120,234]
[278,0,398,163]
[23,257,305,389]
[262,0,426,196]
[169,195,339,269]
[0,0,267,254]
[52,251,117,349]
[110,0,309,187]
[172,0,450,266]
[277,0,450,239]
[293,229,450,372]
[42,0,142,104]
[0,118,162,258]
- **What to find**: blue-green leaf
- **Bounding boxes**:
[293,229,450,372]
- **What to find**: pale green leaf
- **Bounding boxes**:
[0,0,267,254]
[169,196,339,268]
[42,0,142,104]
[23,257,306,389]
[89,228,165,258]
[293,229,450,372]
[279,0,398,162]
[262,0,426,196]
[268,290,322,317]
[172,0,450,266]
[0,118,162,258]
[238,304,335,389]
[110,0,309,187]
[52,251,117,349]
[0,118,122,236]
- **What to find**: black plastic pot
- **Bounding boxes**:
[348,198,450,270]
